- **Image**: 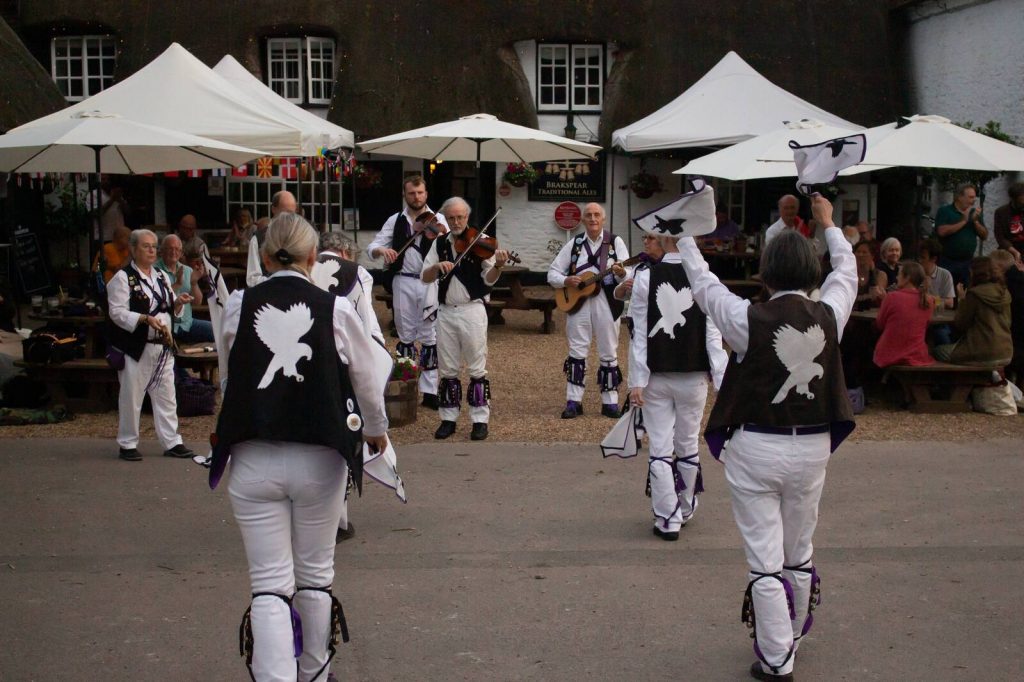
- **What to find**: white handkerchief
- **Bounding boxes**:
[363,440,407,502]
[600,405,646,458]
[790,133,866,195]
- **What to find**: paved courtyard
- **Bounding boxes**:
[1,437,1021,681]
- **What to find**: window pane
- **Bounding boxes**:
[69,80,83,98]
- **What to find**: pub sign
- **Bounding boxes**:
[528,152,605,203]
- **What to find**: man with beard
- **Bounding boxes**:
[421,197,510,441]
[367,175,448,408]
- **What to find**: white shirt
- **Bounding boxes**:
[366,206,449,276]
[627,252,728,390]
[107,262,175,340]
[311,251,384,343]
[547,231,631,288]
[420,234,496,305]
[678,226,857,360]
[221,271,389,437]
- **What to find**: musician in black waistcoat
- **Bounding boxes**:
[547,203,631,419]
[366,175,448,408]
[626,227,727,541]
[678,194,857,682]
[212,213,389,681]
[106,228,194,461]
[421,197,511,441]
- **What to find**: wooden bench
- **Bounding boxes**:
[488,290,557,333]
[15,359,118,413]
[176,346,219,384]
[886,362,998,413]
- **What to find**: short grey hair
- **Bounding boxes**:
[129,229,158,248]
[161,233,182,250]
[955,182,977,197]
[440,196,471,217]
[880,237,901,253]
[320,231,354,254]
[759,230,821,293]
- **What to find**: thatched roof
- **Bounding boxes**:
[16,1,902,144]
[0,16,66,132]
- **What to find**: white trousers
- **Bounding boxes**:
[723,427,830,677]
[437,302,489,423]
[644,372,708,532]
[565,293,620,404]
[392,274,438,395]
[228,441,349,682]
[116,344,181,450]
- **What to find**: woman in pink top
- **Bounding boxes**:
[874,261,935,367]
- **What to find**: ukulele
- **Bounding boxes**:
[554,255,644,314]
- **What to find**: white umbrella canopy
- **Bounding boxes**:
[676,119,887,180]
[213,55,354,152]
[359,113,600,162]
[861,115,1024,171]
[0,111,267,174]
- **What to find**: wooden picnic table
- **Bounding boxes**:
[849,308,955,326]
[28,313,107,359]
[700,248,759,279]
[208,247,248,269]
[176,344,219,384]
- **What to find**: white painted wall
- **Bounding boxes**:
[903,0,1024,251]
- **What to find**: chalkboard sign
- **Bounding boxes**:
[13,229,51,295]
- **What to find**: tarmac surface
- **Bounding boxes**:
[1,436,1022,681]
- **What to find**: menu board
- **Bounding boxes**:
[13,228,51,295]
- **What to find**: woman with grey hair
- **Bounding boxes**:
[211,212,389,681]
[678,195,857,681]
[107,229,194,461]
[877,237,902,289]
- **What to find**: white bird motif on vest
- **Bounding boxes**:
[649,282,694,339]
[254,303,314,389]
[771,324,826,404]
[310,258,341,292]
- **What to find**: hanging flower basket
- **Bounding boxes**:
[503,162,540,187]
[345,162,383,190]
[629,171,664,199]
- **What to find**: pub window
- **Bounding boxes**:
[537,43,603,112]
[50,36,116,101]
[266,37,335,105]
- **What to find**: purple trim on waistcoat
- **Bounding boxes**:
[468,377,490,407]
[564,357,586,387]
[438,377,462,408]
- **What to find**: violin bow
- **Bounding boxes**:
[393,211,443,261]
[439,207,503,283]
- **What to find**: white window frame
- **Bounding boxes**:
[537,42,603,113]
[226,171,342,229]
[266,36,335,105]
[305,37,335,105]
[708,177,747,228]
[50,35,116,102]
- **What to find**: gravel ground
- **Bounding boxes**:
[3,288,1022,446]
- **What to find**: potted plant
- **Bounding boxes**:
[384,355,420,427]
[503,162,540,187]
[345,162,383,191]
[629,170,664,199]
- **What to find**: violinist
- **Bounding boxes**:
[421,197,510,441]
[367,175,448,408]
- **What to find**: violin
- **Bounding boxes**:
[440,208,521,282]
[410,210,445,240]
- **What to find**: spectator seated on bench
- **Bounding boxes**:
[933,256,1013,367]
[990,249,1024,383]
[873,261,935,369]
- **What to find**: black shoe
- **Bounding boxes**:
[601,404,621,419]
[434,420,456,439]
[421,393,439,410]
[749,661,793,681]
[652,526,679,542]
[118,448,142,461]
[560,401,583,419]
[470,423,488,440]
[335,522,356,544]
[163,444,195,458]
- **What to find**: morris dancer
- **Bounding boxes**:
[421,197,509,441]
[678,195,856,681]
[627,225,726,541]
[211,213,389,681]
[547,203,630,418]
[366,175,448,408]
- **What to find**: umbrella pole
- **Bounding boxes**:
[90,145,102,259]
[297,157,304,216]
[323,157,330,232]
[337,157,344,236]
[625,155,633,254]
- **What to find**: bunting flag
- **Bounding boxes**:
[299,161,310,181]
[313,155,325,172]
[232,164,249,177]
[632,178,716,238]
[210,168,227,177]
[256,158,274,178]
[789,133,866,196]
[187,169,203,178]
[164,170,180,178]
[279,157,298,180]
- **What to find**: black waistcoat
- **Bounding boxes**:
[213,276,363,488]
[705,295,855,452]
[436,235,492,304]
[645,261,710,373]
[388,213,431,273]
[107,264,173,361]
[317,253,360,297]
[569,231,625,320]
